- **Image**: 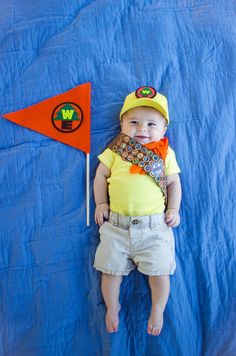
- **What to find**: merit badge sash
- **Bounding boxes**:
[108,133,167,201]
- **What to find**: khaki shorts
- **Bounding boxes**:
[94,211,176,276]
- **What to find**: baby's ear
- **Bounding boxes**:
[163,126,167,136]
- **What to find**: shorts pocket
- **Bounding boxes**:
[98,221,107,233]
[151,221,170,233]
[98,221,111,237]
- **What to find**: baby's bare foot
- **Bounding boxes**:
[105,304,121,333]
[147,306,164,336]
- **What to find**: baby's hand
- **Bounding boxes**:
[95,203,110,226]
[165,208,180,228]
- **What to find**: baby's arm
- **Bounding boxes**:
[165,173,182,227]
[94,162,111,226]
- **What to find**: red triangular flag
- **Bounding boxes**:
[2,82,91,153]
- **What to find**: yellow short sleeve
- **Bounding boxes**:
[165,147,181,176]
[98,148,115,169]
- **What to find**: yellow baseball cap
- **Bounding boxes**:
[119,86,169,124]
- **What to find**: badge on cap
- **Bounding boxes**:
[135,86,157,98]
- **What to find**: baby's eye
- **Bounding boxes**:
[130,121,138,124]
[148,122,156,126]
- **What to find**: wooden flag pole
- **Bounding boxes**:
[86,153,90,226]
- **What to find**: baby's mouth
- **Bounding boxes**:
[134,135,150,142]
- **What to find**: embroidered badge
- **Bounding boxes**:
[52,102,83,133]
[135,86,157,99]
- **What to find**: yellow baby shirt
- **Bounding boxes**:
[98,146,180,216]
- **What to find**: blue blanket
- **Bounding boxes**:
[0,1,235,355]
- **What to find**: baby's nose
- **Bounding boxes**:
[138,123,147,130]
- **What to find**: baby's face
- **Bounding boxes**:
[121,107,167,144]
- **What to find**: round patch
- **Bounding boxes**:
[153,155,159,161]
[124,136,130,143]
[152,169,161,176]
[141,147,147,153]
[143,156,150,162]
[147,150,153,157]
[144,165,151,172]
[122,151,128,158]
[130,139,135,146]
[126,146,132,152]
[117,148,123,155]
[135,86,157,99]
[113,145,118,152]
[127,154,134,161]
[137,152,143,159]
[138,161,145,168]
[135,143,141,150]
[153,161,163,170]
[121,143,127,149]
[132,158,139,164]
[52,102,83,133]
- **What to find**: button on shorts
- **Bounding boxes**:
[94,211,176,276]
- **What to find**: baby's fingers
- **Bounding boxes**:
[166,215,180,227]
[166,216,175,227]
[103,209,109,220]
[165,213,173,223]
[165,212,177,226]
[94,209,103,226]
[171,216,180,227]
[97,212,105,226]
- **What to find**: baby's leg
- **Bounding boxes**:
[101,273,122,333]
[148,275,170,336]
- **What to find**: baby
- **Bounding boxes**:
[93,86,182,336]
